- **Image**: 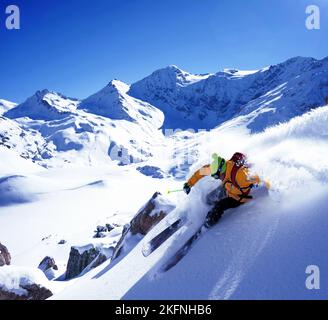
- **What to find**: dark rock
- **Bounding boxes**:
[137,166,164,179]
[0,284,52,300]
[93,231,106,238]
[112,192,175,261]
[94,225,108,238]
[38,256,58,271]
[106,223,115,232]
[130,192,167,235]
[65,245,108,280]
[58,239,66,245]
[38,256,58,280]
[96,225,107,232]
[0,242,11,267]
[111,224,132,261]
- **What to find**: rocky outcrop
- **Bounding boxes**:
[112,192,175,261]
[65,245,108,280]
[0,242,11,267]
[0,266,52,300]
[130,192,167,235]
[0,284,52,300]
[38,256,58,280]
[93,224,116,238]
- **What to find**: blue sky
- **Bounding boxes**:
[1,0,327,103]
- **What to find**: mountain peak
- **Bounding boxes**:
[275,56,317,70]
[4,89,77,120]
[36,89,51,97]
[79,80,164,127]
[79,80,134,121]
[106,80,130,93]
[0,99,17,115]
[164,65,185,73]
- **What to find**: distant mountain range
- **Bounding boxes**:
[129,56,328,131]
[1,56,327,168]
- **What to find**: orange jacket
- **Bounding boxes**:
[187,160,260,203]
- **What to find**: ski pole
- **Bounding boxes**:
[167,189,184,194]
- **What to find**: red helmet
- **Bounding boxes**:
[230,152,247,167]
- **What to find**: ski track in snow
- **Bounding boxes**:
[209,199,281,300]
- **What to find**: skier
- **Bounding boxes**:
[183,152,268,228]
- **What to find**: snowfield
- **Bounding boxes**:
[1,57,328,300]
[49,105,328,300]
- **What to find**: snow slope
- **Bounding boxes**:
[0,116,46,160]
[2,84,165,168]
[51,105,328,300]
[4,90,78,121]
[0,99,17,115]
[79,80,164,127]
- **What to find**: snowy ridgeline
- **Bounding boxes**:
[0,56,328,170]
[1,101,328,299]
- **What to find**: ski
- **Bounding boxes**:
[161,225,205,272]
[142,219,183,257]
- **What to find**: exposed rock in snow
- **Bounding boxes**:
[111,192,176,261]
[0,266,52,300]
[0,116,46,161]
[38,256,58,280]
[137,165,164,179]
[130,192,175,235]
[94,224,117,238]
[0,283,52,300]
[65,244,111,280]
[0,91,164,168]
[0,242,11,267]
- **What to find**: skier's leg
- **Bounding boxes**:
[205,185,226,206]
[205,197,241,228]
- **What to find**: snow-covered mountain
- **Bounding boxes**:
[2,84,165,168]
[129,57,328,131]
[79,80,164,127]
[1,56,328,300]
[4,90,79,121]
[2,56,327,170]
[0,116,46,160]
[0,99,17,115]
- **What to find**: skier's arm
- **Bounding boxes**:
[187,165,211,187]
[246,171,270,189]
[248,173,260,187]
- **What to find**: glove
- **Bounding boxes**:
[265,180,271,190]
[183,182,191,195]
